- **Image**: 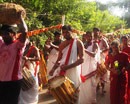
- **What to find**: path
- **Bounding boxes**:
[38,81,110,104]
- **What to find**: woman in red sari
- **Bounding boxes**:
[121,36,130,104]
[105,41,129,104]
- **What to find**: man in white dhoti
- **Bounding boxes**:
[46,31,62,80]
[93,28,109,94]
[79,31,100,104]
[18,42,40,104]
[49,25,84,93]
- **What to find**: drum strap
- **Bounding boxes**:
[60,39,74,75]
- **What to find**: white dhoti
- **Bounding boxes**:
[79,76,97,104]
[79,43,100,104]
[19,78,39,104]
[19,61,39,104]
[47,48,58,80]
[65,66,81,88]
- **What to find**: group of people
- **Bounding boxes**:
[0,11,130,104]
[45,25,130,104]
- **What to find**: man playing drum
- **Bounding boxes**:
[79,31,100,104]
[93,28,109,93]
[18,41,40,104]
[47,31,62,80]
[49,25,84,103]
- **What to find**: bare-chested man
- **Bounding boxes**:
[19,41,40,104]
[93,27,109,93]
[79,31,100,104]
[49,25,84,88]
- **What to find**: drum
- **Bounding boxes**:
[21,67,36,91]
[96,62,107,77]
[48,76,78,104]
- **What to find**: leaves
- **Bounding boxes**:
[0,0,126,49]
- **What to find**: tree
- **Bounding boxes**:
[0,0,126,49]
[98,0,130,27]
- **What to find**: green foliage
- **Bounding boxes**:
[0,0,126,49]
[100,0,130,28]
